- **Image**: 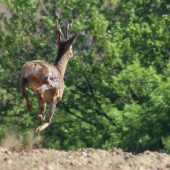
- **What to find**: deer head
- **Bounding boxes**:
[54,20,79,65]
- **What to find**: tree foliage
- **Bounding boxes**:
[1,0,170,153]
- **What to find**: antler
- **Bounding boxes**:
[56,20,64,44]
[66,19,69,39]
[56,20,64,38]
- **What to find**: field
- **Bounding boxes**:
[0,146,170,170]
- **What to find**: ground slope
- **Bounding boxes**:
[0,147,170,170]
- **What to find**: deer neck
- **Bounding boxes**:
[55,53,69,77]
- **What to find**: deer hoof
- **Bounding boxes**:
[36,126,43,133]
[38,114,46,121]
[36,123,49,133]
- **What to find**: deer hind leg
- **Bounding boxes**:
[36,97,58,133]
[20,78,32,112]
[37,99,46,121]
[36,84,51,122]
[36,82,59,132]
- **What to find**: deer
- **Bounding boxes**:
[20,20,79,133]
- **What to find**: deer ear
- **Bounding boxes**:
[67,33,79,45]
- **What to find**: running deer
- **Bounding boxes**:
[20,21,78,133]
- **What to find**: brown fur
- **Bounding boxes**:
[20,21,78,132]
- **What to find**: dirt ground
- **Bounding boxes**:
[0,147,170,170]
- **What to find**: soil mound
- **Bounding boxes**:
[0,147,170,170]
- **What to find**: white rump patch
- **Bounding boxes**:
[31,65,40,73]
[24,72,30,78]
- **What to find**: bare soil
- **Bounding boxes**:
[0,147,170,170]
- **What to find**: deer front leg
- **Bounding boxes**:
[36,98,57,133]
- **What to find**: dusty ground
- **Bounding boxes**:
[0,147,170,170]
